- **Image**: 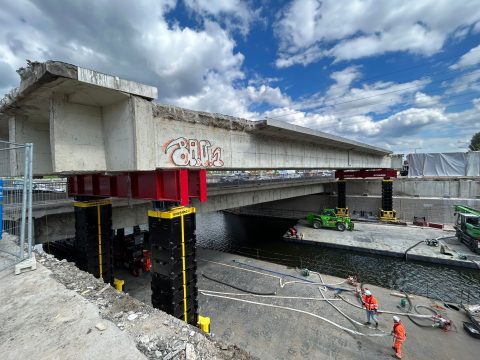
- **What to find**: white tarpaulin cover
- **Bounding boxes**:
[407,151,480,177]
[466,152,480,176]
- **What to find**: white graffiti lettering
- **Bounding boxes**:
[165,137,224,167]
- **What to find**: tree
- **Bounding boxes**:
[469,132,480,151]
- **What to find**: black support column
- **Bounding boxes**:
[380,179,397,221]
[381,180,393,211]
[337,180,346,209]
[74,198,113,283]
[149,206,198,325]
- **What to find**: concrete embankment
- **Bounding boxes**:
[122,249,480,360]
[0,252,255,360]
[285,221,480,269]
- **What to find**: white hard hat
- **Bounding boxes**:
[393,316,400,322]
[364,290,371,296]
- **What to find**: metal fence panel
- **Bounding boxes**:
[0,140,34,272]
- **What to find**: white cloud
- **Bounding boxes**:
[294,67,430,117]
[0,0,278,117]
[245,85,291,107]
[450,44,480,69]
[375,107,448,136]
[447,69,480,93]
[275,0,480,67]
[473,97,480,109]
[184,0,259,35]
[324,66,361,99]
[414,92,441,107]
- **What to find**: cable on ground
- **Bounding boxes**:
[200,291,390,338]
[201,273,277,295]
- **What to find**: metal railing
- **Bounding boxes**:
[0,141,34,271]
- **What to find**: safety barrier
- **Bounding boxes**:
[0,141,34,272]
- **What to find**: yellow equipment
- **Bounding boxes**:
[379,209,397,222]
[336,207,349,217]
[113,278,125,292]
[197,315,211,333]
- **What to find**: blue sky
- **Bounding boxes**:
[1,0,480,154]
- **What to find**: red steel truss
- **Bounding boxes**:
[68,169,207,206]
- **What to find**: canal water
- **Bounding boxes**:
[197,212,480,304]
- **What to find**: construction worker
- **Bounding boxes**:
[362,289,379,327]
[391,316,406,359]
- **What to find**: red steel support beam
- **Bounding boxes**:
[335,169,397,180]
[67,169,207,205]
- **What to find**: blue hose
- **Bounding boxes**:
[232,259,354,292]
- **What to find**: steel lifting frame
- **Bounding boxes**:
[335,169,397,180]
[68,169,207,206]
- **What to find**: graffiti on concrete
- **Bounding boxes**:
[165,137,224,167]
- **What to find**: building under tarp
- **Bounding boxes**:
[407,151,480,177]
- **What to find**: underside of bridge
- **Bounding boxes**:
[0,60,402,329]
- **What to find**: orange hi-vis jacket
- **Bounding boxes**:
[393,322,407,342]
[363,294,379,311]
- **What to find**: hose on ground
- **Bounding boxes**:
[338,294,434,318]
[199,289,341,301]
[407,303,440,328]
[200,291,390,337]
[201,273,277,295]
[314,272,378,330]
[404,240,424,261]
[200,259,353,291]
[232,259,354,292]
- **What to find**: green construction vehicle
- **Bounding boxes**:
[453,205,480,253]
[306,208,354,232]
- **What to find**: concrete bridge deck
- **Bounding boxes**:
[0,61,401,176]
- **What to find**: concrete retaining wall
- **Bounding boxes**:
[237,194,480,225]
[324,178,480,199]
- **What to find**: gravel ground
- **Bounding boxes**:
[36,251,256,360]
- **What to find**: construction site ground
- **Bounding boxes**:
[122,248,480,360]
[285,221,480,269]
[0,250,254,360]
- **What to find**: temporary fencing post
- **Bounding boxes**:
[27,144,33,258]
[19,146,28,260]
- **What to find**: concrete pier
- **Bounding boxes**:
[285,221,480,269]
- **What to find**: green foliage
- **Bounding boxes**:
[469,132,480,151]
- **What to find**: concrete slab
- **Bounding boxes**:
[124,249,480,360]
[285,221,480,269]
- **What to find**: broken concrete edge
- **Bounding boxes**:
[0,60,157,116]
[35,250,257,360]
[153,103,394,157]
[153,103,259,132]
[0,61,75,115]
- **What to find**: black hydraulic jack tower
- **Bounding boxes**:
[335,169,398,222]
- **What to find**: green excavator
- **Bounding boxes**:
[453,205,480,253]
